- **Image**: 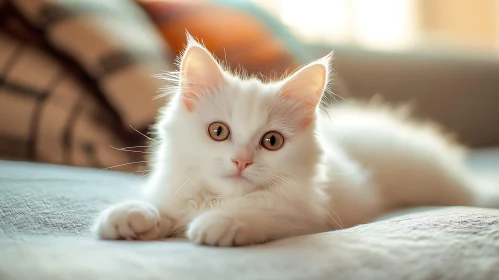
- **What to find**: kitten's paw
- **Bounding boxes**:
[187,211,262,246]
[94,200,171,240]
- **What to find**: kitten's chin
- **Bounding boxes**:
[226,174,252,182]
[206,175,260,196]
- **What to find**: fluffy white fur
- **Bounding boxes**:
[93,36,499,246]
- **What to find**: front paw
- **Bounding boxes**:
[187,211,262,246]
[93,200,171,240]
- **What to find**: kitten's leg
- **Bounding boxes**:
[187,209,320,246]
[93,174,177,240]
[93,200,174,240]
[186,195,326,246]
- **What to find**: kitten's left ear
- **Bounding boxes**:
[279,53,332,117]
[179,34,225,111]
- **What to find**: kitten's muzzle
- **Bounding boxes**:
[232,159,253,172]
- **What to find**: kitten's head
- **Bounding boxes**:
[159,35,331,196]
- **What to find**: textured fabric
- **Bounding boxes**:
[0,207,498,280]
[9,0,172,130]
[0,33,134,170]
[0,160,137,236]
[0,0,173,171]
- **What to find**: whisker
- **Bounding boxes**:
[266,177,292,206]
[105,161,149,170]
[268,173,303,195]
[324,210,343,230]
[135,169,152,178]
[115,145,152,149]
[110,146,153,154]
[280,167,359,177]
[181,173,202,198]
[270,178,300,195]
[129,124,155,142]
[261,181,272,193]
[330,209,344,229]
[274,170,305,181]
[266,172,344,230]
[123,150,152,154]
[173,171,201,199]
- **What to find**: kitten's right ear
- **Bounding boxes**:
[179,34,225,111]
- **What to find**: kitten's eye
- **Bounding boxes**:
[208,122,230,141]
[261,131,284,151]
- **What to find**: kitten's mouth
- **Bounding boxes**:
[227,173,251,182]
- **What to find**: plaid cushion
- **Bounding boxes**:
[9,0,173,131]
[0,0,175,171]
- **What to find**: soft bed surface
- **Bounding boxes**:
[0,149,498,279]
[0,207,498,280]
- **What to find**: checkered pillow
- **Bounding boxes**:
[0,0,174,171]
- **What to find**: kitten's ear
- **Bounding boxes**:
[179,34,225,111]
[279,53,332,123]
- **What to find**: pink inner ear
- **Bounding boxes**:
[279,63,328,126]
[179,44,225,112]
[180,78,204,112]
[300,115,315,128]
[278,96,317,128]
[181,87,197,112]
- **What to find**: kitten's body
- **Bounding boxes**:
[94,37,499,246]
[319,102,482,228]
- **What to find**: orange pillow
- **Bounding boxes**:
[137,0,299,77]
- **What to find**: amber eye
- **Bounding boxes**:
[208,122,230,141]
[261,131,285,151]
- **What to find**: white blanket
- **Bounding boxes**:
[1,207,498,280]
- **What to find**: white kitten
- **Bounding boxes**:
[93,35,499,246]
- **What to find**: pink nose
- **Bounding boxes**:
[232,159,253,171]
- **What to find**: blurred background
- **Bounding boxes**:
[0,0,498,172]
[258,0,499,54]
